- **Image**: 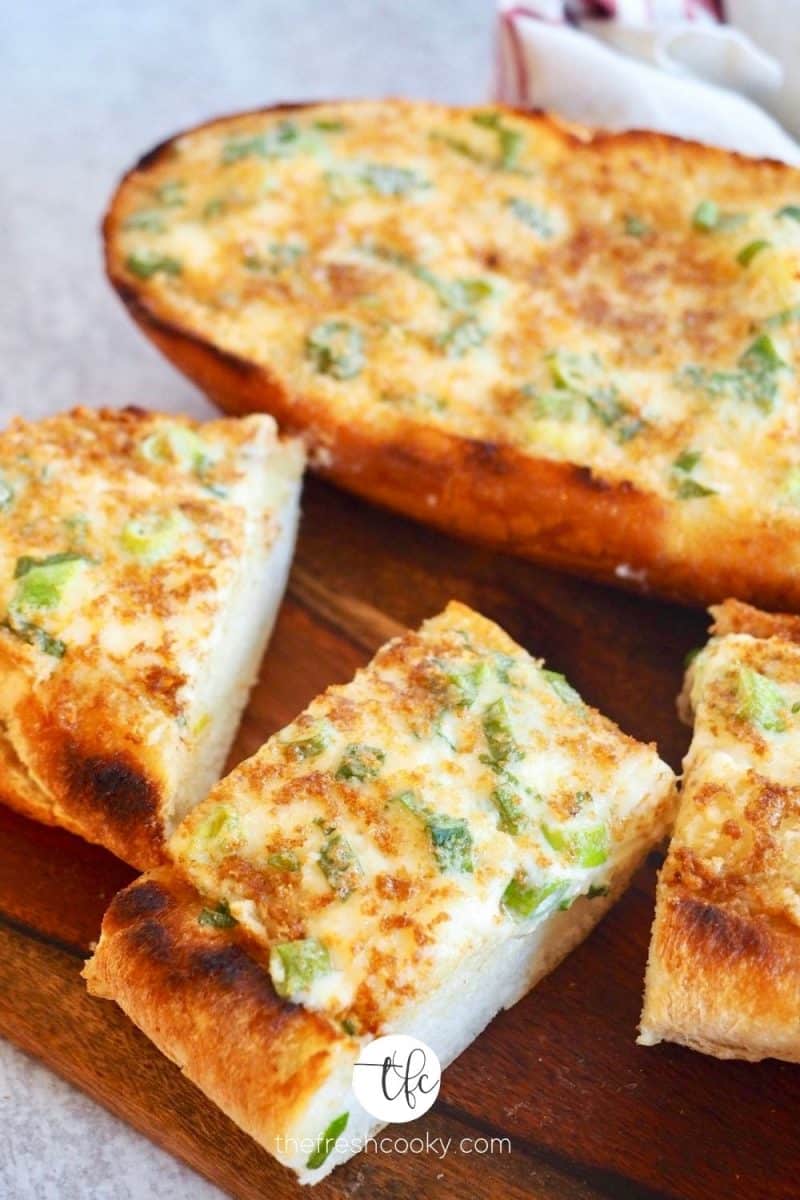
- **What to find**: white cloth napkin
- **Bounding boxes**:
[495,1,800,164]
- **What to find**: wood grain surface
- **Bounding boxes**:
[1,475,798,1200]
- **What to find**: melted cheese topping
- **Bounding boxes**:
[113,101,800,524]
[172,601,674,1033]
[671,632,800,928]
[0,407,298,728]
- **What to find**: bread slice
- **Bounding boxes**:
[640,599,800,1061]
[0,407,303,868]
[85,601,676,1182]
[104,100,800,608]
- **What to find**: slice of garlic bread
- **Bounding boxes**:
[640,599,800,1061]
[0,407,303,867]
[85,601,676,1182]
[106,100,800,607]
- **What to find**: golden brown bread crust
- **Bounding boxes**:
[641,891,800,1062]
[105,102,800,609]
[642,599,800,1060]
[1,658,167,867]
[709,597,800,643]
[84,869,358,1150]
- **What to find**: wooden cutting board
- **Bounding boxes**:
[1,474,798,1200]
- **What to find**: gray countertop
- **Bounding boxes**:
[0,2,491,1196]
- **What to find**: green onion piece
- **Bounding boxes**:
[438,317,487,358]
[736,666,787,732]
[269,938,331,999]
[443,660,487,708]
[284,728,329,761]
[482,697,523,771]
[319,831,362,899]
[360,163,429,196]
[427,812,473,873]
[220,120,303,164]
[623,214,649,238]
[198,900,238,929]
[313,119,347,132]
[12,553,87,611]
[692,200,719,231]
[736,239,771,267]
[125,251,181,279]
[395,791,473,873]
[675,478,717,499]
[123,210,166,232]
[1,616,66,658]
[306,320,364,380]
[267,850,301,871]
[140,425,211,472]
[673,449,701,474]
[741,333,786,372]
[155,180,185,207]
[120,511,185,562]
[501,874,570,921]
[335,742,385,782]
[491,784,528,835]
[507,197,553,237]
[191,804,241,860]
[542,669,583,707]
[306,1112,349,1171]
[542,820,609,867]
[776,205,800,221]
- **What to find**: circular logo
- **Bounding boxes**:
[352,1034,441,1123]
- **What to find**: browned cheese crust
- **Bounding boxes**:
[105,101,800,608]
[642,599,800,1060]
[0,405,298,867]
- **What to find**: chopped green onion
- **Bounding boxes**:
[123,210,166,232]
[395,791,473,873]
[507,197,553,237]
[140,425,211,473]
[306,320,364,380]
[155,180,185,207]
[673,449,701,474]
[427,812,473,873]
[12,553,88,612]
[1,616,65,658]
[438,317,487,358]
[267,850,301,871]
[481,697,523,771]
[776,205,800,221]
[542,820,609,867]
[120,511,185,562]
[623,214,649,238]
[736,666,787,732]
[125,251,181,279]
[491,784,528,835]
[692,200,719,231]
[335,742,385,782]
[442,660,487,708]
[542,669,583,707]
[319,831,362,899]
[283,727,329,761]
[191,804,241,859]
[501,874,570,921]
[306,1112,349,1171]
[269,938,331,999]
[198,900,238,929]
[736,239,771,267]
